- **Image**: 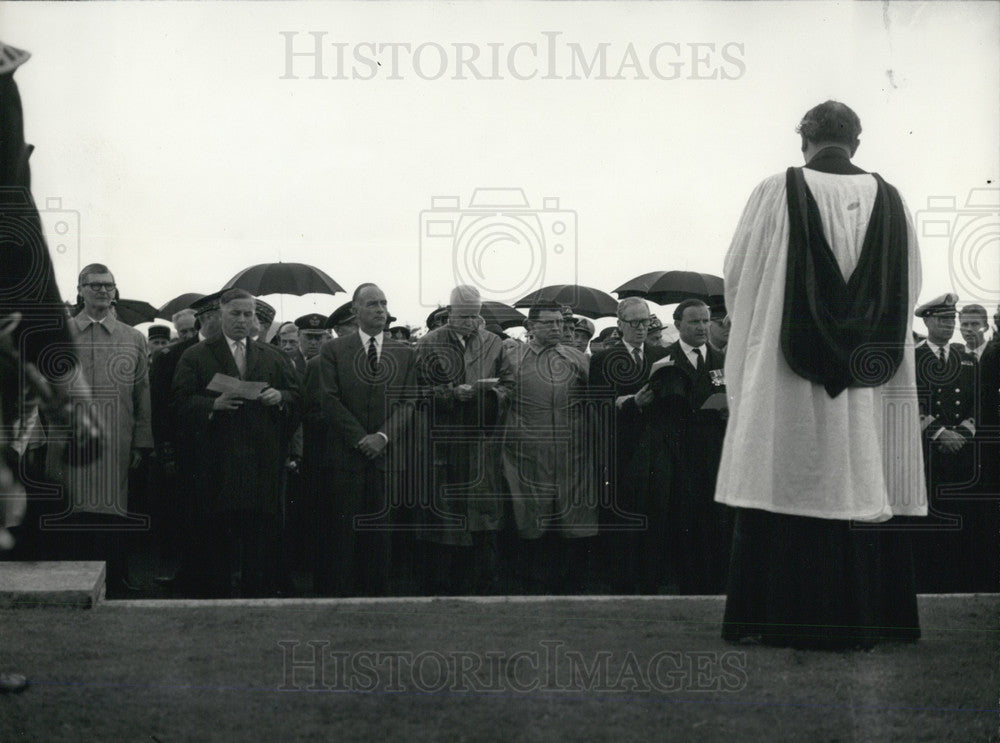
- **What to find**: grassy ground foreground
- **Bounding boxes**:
[0,595,996,742]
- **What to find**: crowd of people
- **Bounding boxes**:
[5,261,998,607]
[2,54,998,652]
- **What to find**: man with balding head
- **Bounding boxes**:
[416,285,505,594]
[315,283,418,596]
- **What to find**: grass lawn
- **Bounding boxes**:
[1,595,996,742]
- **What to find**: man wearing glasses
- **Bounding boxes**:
[54,263,152,596]
[498,301,596,593]
[588,297,670,593]
[708,303,730,355]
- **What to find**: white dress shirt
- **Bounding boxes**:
[678,339,706,367]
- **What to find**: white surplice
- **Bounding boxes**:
[714,168,927,522]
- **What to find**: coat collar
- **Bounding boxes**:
[803,147,867,175]
[73,311,117,334]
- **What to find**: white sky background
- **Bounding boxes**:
[3,1,998,335]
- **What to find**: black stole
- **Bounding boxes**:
[780,164,909,397]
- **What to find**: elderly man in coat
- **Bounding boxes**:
[415,285,505,594]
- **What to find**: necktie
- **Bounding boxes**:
[368,337,379,374]
[632,346,643,367]
[694,347,704,372]
[937,346,946,367]
[233,340,246,378]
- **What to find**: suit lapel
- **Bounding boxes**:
[669,341,697,380]
[210,337,240,378]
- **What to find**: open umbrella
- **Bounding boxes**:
[112,299,159,327]
[157,292,205,320]
[514,285,618,319]
[479,300,527,329]
[613,271,724,305]
[222,262,345,297]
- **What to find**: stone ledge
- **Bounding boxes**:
[0,561,105,608]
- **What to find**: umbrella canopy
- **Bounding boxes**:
[479,300,527,329]
[112,299,159,327]
[222,262,345,297]
[613,271,724,305]
[514,285,618,319]
[157,292,205,320]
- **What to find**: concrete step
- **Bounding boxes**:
[0,561,105,608]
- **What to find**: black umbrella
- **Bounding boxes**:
[613,271,724,305]
[157,292,205,320]
[112,299,159,326]
[222,262,345,297]
[514,285,618,319]
[479,301,527,329]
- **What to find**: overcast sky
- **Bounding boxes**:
[3,1,998,333]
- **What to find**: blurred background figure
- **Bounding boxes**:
[708,302,730,355]
[172,309,198,343]
[274,320,299,354]
[295,313,329,362]
[959,304,989,360]
[572,317,595,354]
[254,299,276,343]
[426,306,449,332]
[147,325,171,358]
[327,302,358,338]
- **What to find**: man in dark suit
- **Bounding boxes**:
[912,293,986,591]
[663,298,731,594]
[147,291,223,588]
[171,288,300,597]
[316,283,417,596]
[588,296,669,593]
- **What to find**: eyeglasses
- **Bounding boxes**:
[621,318,651,329]
[532,319,564,327]
[82,282,116,292]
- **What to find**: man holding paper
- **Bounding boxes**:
[415,285,504,594]
[171,288,300,597]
